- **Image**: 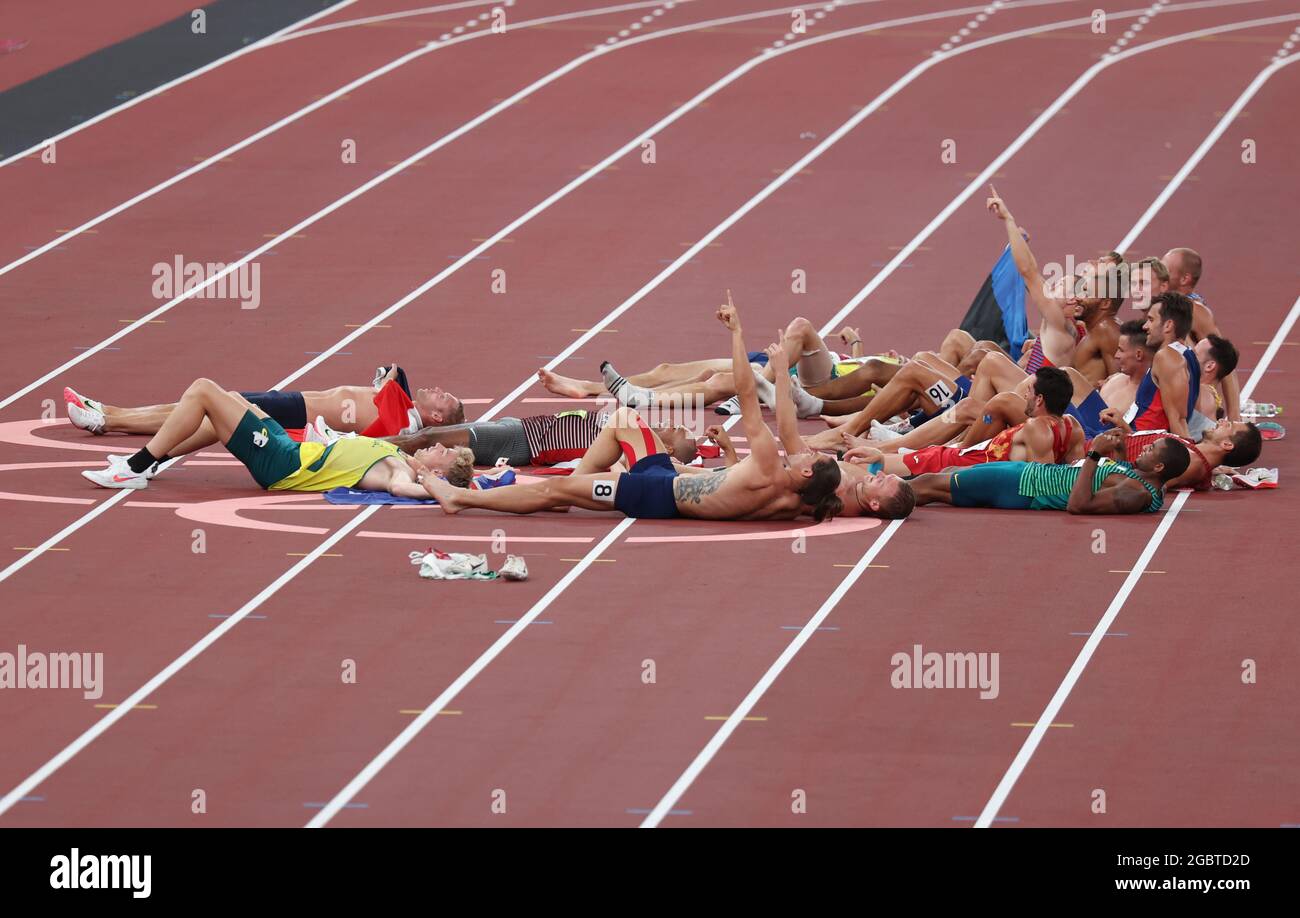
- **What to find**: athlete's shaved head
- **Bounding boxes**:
[1162,247,1203,291]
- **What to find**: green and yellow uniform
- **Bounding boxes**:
[225,411,402,491]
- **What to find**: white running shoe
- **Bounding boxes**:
[311,415,354,444]
[65,387,106,434]
[714,395,741,416]
[868,419,907,442]
[446,553,490,578]
[106,454,160,479]
[499,555,529,581]
[82,456,148,490]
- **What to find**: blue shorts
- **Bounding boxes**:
[949,462,1034,510]
[908,374,972,428]
[239,390,307,429]
[613,453,679,519]
[1066,390,1111,439]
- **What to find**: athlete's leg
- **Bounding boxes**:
[779,316,835,387]
[968,350,1029,404]
[427,470,621,514]
[145,380,263,459]
[99,401,179,435]
[958,391,1027,448]
[805,358,901,399]
[939,329,977,368]
[572,407,666,474]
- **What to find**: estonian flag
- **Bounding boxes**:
[958,243,1029,361]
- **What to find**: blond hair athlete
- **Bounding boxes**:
[80,378,474,494]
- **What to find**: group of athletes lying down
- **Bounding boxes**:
[71,188,1266,520]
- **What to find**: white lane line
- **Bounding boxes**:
[1117,54,1300,253]
[0,0,948,599]
[0,0,894,411]
[640,520,905,827]
[818,1,1298,335]
[0,503,382,819]
[0,0,676,283]
[0,0,978,818]
[0,490,132,585]
[975,282,1299,828]
[305,518,636,827]
[306,2,1178,827]
[484,0,1156,417]
[0,1,359,170]
[271,0,510,43]
[641,8,1297,828]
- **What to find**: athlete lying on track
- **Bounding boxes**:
[65,364,463,452]
[80,378,475,493]
[386,408,700,468]
[908,431,1191,514]
[427,294,914,521]
[539,316,906,420]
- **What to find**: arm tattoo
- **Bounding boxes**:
[673,468,729,503]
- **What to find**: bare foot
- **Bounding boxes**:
[803,426,847,450]
[820,413,852,428]
[537,367,600,399]
[423,475,466,513]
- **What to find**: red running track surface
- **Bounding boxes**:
[0,0,1297,827]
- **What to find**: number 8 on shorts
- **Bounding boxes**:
[592,480,616,502]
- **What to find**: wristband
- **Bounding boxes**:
[1087,450,1102,463]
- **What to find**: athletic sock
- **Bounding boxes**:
[600,361,651,407]
[788,381,825,419]
[127,447,159,474]
[750,365,777,408]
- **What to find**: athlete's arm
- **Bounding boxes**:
[719,292,780,475]
[386,426,439,452]
[704,425,739,467]
[1153,348,1191,438]
[987,186,1073,358]
[1067,456,1149,514]
[767,341,808,458]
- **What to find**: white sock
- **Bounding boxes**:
[788,380,825,419]
[750,365,777,408]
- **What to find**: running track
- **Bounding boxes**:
[1,0,1296,827]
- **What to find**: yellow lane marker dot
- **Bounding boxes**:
[94,704,158,710]
[15,547,70,552]
[400,709,462,715]
[706,715,766,722]
[1012,722,1072,728]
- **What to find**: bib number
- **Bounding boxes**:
[924,380,954,410]
[591,480,616,503]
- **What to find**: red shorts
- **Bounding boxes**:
[901,445,987,475]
